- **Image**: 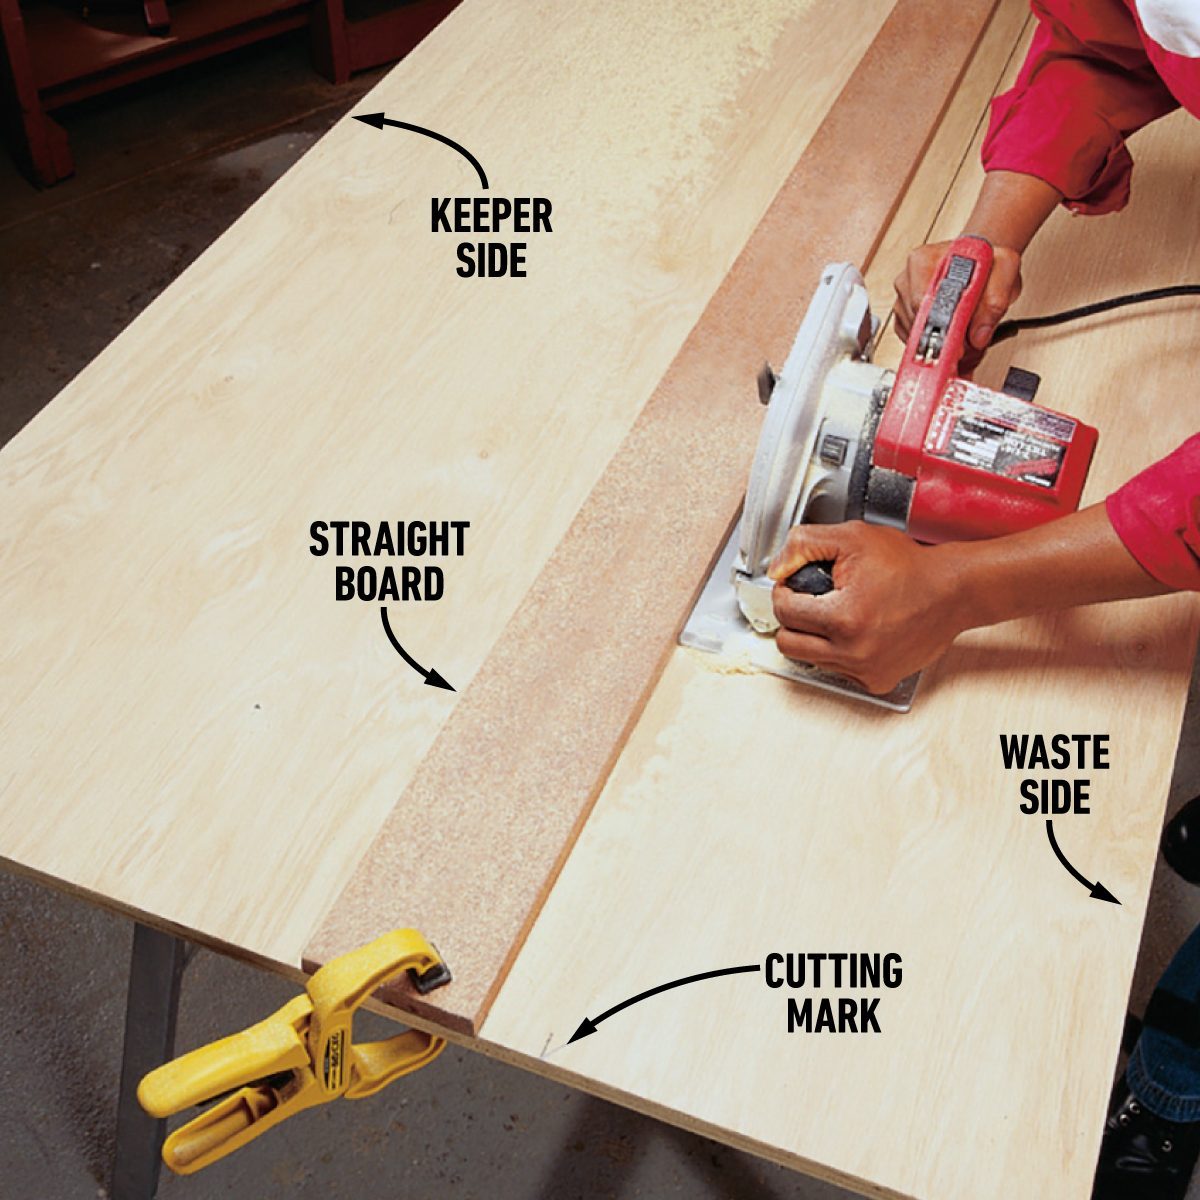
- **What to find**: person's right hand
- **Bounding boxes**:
[892,241,1023,373]
[768,521,968,696]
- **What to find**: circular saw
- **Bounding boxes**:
[680,236,1099,711]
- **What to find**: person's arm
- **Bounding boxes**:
[895,0,1179,361]
[767,435,1200,696]
[892,171,1060,357]
[982,0,1178,217]
[766,507,1163,696]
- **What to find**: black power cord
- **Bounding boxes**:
[991,284,1200,344]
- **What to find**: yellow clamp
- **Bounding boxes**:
[138,928,450,1175]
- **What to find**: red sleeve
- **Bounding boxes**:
[1106,436,1200,591]
[981,0,1178,215]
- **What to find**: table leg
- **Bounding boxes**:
[110,924,187,1200]
[0,0,75,186]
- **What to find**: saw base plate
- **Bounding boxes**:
[681,521,919,713]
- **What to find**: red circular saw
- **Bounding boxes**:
[682,235,1099,711]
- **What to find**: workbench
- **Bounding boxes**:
[3,2,1198,1198]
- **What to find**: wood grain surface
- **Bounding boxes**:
[0,2,899,967]
[307,0,1003,1032]
[480,54,1200,1200]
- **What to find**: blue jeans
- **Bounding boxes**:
[1129,923,1200,1122]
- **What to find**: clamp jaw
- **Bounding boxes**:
[138,929,451,1175]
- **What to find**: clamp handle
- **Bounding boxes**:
[346,1028,447,1099]
[138,994,311,1120]
[159,1075,317,1175]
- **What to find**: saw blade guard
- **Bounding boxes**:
[735,263,876,631]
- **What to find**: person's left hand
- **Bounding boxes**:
[768,521,969,695]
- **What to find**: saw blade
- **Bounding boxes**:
[736,263,874,598]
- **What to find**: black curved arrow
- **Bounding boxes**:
[1045,819,1119,904]
[352,113,489,189]
[568,964,761,1043]
[380,607,454,691]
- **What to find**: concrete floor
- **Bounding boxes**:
[2,30,1199,1200]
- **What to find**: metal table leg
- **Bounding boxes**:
[110,924,187,1200]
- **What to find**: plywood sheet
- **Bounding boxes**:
[307,0,1002,1032]
[0,0,906,966]
[481,85,1200,1200]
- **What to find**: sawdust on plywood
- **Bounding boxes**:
[494,0,815,213]
[683,645,763,677]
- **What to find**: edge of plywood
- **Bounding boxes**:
[304,0,1002,1036]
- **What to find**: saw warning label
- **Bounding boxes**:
[926,380,1076,488]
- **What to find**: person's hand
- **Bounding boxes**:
[892,241,1023,373]
[768,522,969,695]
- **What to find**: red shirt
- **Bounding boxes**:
[1107,437,1200,591]
[982,0,1200,589]
[982,0,1198,214]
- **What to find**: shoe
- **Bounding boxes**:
[1162,795,1200,885]
[1092,1080,1200,1199]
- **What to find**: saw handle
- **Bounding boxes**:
[785,561,835,596]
